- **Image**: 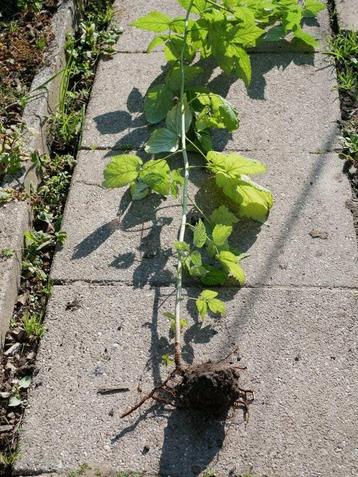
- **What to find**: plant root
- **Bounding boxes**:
[120,360,253,421]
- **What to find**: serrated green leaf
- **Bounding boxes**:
[262,25,286,42]
[103,155,142,188]
[201,265,227,286]
[165,97,192,135]
[144,84,173,124]
[303,0,325,17]
[175,240,190,253]
[210,206,238,226]
[293,28,318,49]
[190,250,202,266]
[145,128,179,154]
[193,219,207,248]
[196,93,239,132]
[167,66,203,91]
[207,151,267,178]
[232,21,264,48]
[196,298,208,319]
[216,174,273,222]
[218,250,245,285]
[147,35,167,52]
[200,290,218,300]
[131,11,172,32]
[178,0,208,14]
[139,159,170,195]
[130,180,150,201]
[231,45,252,86]
[212,224,233,246]
[284,7,302,32]
[208,298,225,315]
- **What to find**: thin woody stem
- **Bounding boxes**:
[174,0,194,369]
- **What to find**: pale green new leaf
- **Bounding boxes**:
[210,205,238,226]
[145,128,179,154]
[196,289,226,319]
[103,154,142,188]
[196,93,239,132]
[131,11,172,32]
[212,224,232,246]
[207,151,267,178]
[144,84,173,124]
[218,250,245,285]
[193,219,207,248]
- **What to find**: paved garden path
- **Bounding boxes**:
[15,1,358,476]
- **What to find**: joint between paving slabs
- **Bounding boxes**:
[51,278,358,292]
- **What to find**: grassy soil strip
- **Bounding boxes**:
[0,0,121,471]
[0,1,58,179]
[327,26,358,241]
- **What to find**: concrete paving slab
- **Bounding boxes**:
[81,52,340,153]
[0,201,30,346]
[51,148,357,288]
[114,0,331,53]
[336,0,358,31]
[14,284,358,476]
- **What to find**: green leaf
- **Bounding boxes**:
[262,25,286,42]
[147,35,167,52]
[218,250,245,285]
[191,250,202,266]
[103,155,142,188]
[145,128,179,154]
[231,45,252,86]
[303,0,325,17]
[162,354,174,366]
[167,65,203,91]
[196,93,239,132]
[131,11,172,32]
[130,180,150,200]
[232,22,264,48]
[208,298,225,315]
[165,97,192,135]
[216,174,273,222]
[139,159,170,195]
[178,0,208,14]
[284,7,302,32]
[196,289,225,319]
[8,396,22,407]
[293,28,318,49]
[212,224,233,246]
[175,240,190,253]
[144,84,173,124]
[201,265,227,286]
[193,219,207,248]
[207,151,267,178]
[210,205,238,226]
[18,376,31,389]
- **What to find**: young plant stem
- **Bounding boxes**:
[174,0,194,369]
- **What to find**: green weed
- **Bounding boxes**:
[22,312,45,338]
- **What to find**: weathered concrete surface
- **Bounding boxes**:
[0,202,30,346]
[51,149,357,288]
[114,0,332,53]
[336,0,358,31]
[81,52,339,153]
[14,284,358,476]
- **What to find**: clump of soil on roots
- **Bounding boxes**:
[121,359,253,420]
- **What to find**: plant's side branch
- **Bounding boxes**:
[174,0,194,370]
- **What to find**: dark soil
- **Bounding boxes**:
[0,1,57,126]
[122,360,253,421]
[176,362,251,417]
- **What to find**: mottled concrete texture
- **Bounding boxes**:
[336,0,358,31]
[51,149,357,288]
[0,202,29,346]
[15,284,358,476]
[81,52,340,152]
[113,0,331,53]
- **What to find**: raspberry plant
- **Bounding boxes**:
[103,0,324,370]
